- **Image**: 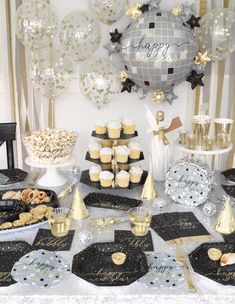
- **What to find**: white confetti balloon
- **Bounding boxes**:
[31,47,73,99]
[59,11,101,63]
[197,8,235,61]
[16,0,58,50]
[79,58,120,109]
[88,0,127,24]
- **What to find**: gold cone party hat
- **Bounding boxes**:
[141,172,158,201]
[70,186,89,220]
[214,199,235,234]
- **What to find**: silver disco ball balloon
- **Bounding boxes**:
[120,9,197,91]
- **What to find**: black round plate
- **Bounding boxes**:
[221,169,235,183]
[222,185,235,198]
[189,242,235,286]
[0,200,26,224]
[72,242,148,286]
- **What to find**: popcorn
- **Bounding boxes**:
[23,128,78,164]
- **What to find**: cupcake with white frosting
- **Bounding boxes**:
[95,120,107,135]
[99,171,114,188]
[89,165,101,182]
[116,145,130,163]
[100,147,113,163]
[116,170,130,188]
[108,121,122,139]
[128,141,141,159]
[129,166,143,183]
[123,119,135,135]
[89,141,101,159]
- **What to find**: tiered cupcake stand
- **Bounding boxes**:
[80,130,147,189]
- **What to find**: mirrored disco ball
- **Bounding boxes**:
[120,9,197,91]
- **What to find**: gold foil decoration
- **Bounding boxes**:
[120,71,128,82]
[194,51,211,67]
[215,199,235,234]
[152,90,165,104]
[141,172,157,201]
[172,6,182,16]
[70,186,89,220]
[153,128,169,145]
[58,186,73,200]
[125,3,142,19]
[89,216,125,229]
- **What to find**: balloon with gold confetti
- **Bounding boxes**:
[79,58,121,109]
[59,11,101,63]
[88,0,126,24]
[16,0,58,50]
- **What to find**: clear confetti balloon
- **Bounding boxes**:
[120,9,197,92]
[59,11,101,63]
[88,0,127,24]
[31,47,73,99]
[79,58,120,109]
[15,0,58,50]
[197,8,235,61]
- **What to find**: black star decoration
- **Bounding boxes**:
[186,15,201,29]
[140,4,149,13]
[121,78,136,93]
[110,29,122,43]
[186,70,204,90]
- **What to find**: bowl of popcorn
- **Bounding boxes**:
[23,128,78,164]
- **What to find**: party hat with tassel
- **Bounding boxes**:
[141,171,157,200]
[214,197,235,234]
[70,186,89,220]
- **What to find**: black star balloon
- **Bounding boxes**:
[110,29,122,43]
[140,4,149,13]
[186,15,201,29]
[121,78,136,93]
[186,70,204,90]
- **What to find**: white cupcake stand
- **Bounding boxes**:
[25,156,75,187]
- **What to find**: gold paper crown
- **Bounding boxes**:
[214,199,235,234]
[70,186,89,220]
[141,172,158,201]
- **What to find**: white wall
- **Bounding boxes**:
[52,0,195,170]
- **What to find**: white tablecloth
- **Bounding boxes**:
[0,172,234,304]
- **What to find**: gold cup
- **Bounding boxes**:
[48,207,71,237]
[217,133,231,149]
[186,133,197,150]
[128,207,152,236]
[203,136,214,151]
[214,118,233,144]
[178,130,188,145]
[192,115,211,147]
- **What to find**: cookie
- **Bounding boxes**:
[12,191,22,200]
[40,196,51,203]
[1,222,13,229]
[33,213,45,220]
[208,248,222,261]
[13,220,25,227]
[34,205,47,214]
[2,191,16,200]
[19,212,33,223]
[26,218,38,225]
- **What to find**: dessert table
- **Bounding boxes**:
[0,171,234,304]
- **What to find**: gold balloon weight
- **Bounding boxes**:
[70,186,89,220]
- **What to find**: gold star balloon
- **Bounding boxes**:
[194,51,211,67]
[152,90,165,104]
[125,3,142,19]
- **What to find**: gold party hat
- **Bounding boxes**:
[70,186,89,220]
[141,172,158,201]
[214,199,235,234]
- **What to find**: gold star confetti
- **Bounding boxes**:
[152,90,165,104]
[172,6,182,16]
[194,51,211,67]
[120,71,128,82]
[125,3,142,19]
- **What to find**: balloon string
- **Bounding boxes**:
[49,99,54,128]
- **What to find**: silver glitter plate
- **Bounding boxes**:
[138,253,185,288]
[11,249,70,288]
[165,157,214,207]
